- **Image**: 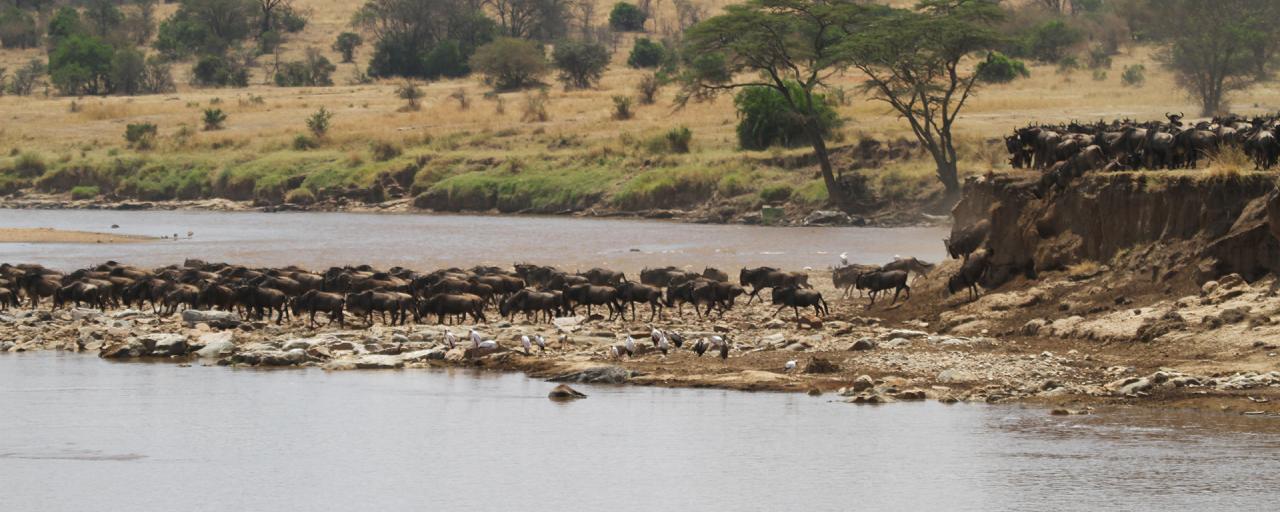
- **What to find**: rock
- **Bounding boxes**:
[763,319,787,329]
[551,365,632,384]
[144,333,188,356]
[230,348,309,366]
[760,333,788,347]
[181,310,240,329]
[847,338,877,351]
[1135,311,1186,342]
[111,309,145,319]
[194,332,236,358]
[851,375,876,392]
[99,338,147,359]
[464,346,505,359]
[548,384,587,400]
[845,392,893,404]
[352,354,404,369]
[891,389,927,401]
[803,210,852,226]
[1050,408,1088,416]
[937,369,974,384]
[70,308,102,321]
[1021,319,1047,336]
[801,357,839,374]
[783,342,810,352]
[281,338,315,351]
[806,388,823,396]
[1218,273,1245,289]
[879,337,911,348]
[885,329,929,339]
[1200,280,1220,296]
[400,349,446,362]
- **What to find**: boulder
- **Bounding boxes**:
[847,338,876,351]
[99,338,148,359]
[181,310,240,329]
[845,392,893,404]
[194,332,236,358]
[801,357,839,374]
[352,354,404,370]
[551,365,632,384]
[803,210,852,226]
[143,333,189,356]
[937,368,974,384]
[891,389,927,401]
[1021,319,1047,336]
[400,349,446,363]
[548,384,587,400]
[229,348,309,367]
[850,375,875,392]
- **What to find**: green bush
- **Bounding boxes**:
[292,134,317,150]
[612,95,633,120]
[0,6,39,49]
[759,184,793,203]
[733,82,840,150]
[609,2,647,32]
[333,32,363,63]
[203,108,227,130]
[274,48,335,87]
[70,185,100,200]
[1121,64,1146,87]
[665,126,692,153]
[124,123,158,149]
[552,39,609,89]
[975,52,1029,84]
[9,152,46,178]
[371,140,401,161]
[1023,20,1082,63]
[191,53,248,87]
[470,37,548,90]
[284,187,315,204]
[49,34,113,95]
[306,107,332,138]
[627,38,665,68]
[109,47,148,95]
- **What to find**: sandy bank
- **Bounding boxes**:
[0,228,154,244]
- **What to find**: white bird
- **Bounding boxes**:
[650,327,663,347]
[469,329,482,347]
[657,333,670,355]
[521,335,532,354]
[534,334,546,351]
[610,345,622,359]
[624,335,637,354]
[478,339,498,349]
[785,360,798,372]
[710,335,725,348]
[839,252,849,266]
[444,330,457,349]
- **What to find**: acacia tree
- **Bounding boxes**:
[842,0,1002,197]
[1152,0,1275,114]
[679,0,862,209]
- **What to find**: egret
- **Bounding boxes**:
[624,335,636,355]
[469,329,482,347]
[521,335,532,354]
[785,360,797,372]
[650,327,663,347]
[444,330,457,349]
[839,252,849,266]
[610,346,622,359]
[657,333,670,355]
[534,334,546,352]
[477,339,498,349]
[710,335,724,348]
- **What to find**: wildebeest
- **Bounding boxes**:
[563,284,620,319]
[499,289,564,323]
[292,290,345,328]
[16,271,61,308]
[665,279,743,318]
[53,282,107,310]
[855,270,910,309]
[235,285,290,324]
[947,250,991,302]
[944,220,990,261]
[832,264,880,298]
[344,290,413,325]
[161,284,201,315]
[419,293,486,324]
[882,257,934,284]
[770,286,828,323]
[580,267,625,286]
[701,267,729,282]
[0,287,18,309]
[739,267,809,305]
[615,282,665,321]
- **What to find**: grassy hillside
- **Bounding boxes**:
[1,1,1279,217]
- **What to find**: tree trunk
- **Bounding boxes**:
[805,121,846,211]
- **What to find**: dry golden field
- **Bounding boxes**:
[1,0,1279,212]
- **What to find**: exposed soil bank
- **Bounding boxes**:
[0,227,153,244]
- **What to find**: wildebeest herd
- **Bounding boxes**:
[1007,113,1280,194]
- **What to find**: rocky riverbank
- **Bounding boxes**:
[4,267,1278,414]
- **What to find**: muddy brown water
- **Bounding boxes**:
[2,352,1280,511]
[0,209,947,272]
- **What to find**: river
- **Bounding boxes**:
[2,352,1279,511]
[0,208,947,272]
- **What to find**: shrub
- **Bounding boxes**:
[46,7,83,46]
[124,123,158,149]
[10,152,46,178]
[292,134,317,150]
[665,126,692,153]
[333,32,363,63]
[306,107,332,138]
[449,88,469,109]
[612,95,633,120]
[141,56,176,94]
[733,83,840,150]
[109,47,148,95]
[396,81,423,111]
[521,90,549,122]
[552,39,609,89]
[1024,20,1083,63]
[284,187,315,204]
[423,40,470,78]
[191,53,248,87]
[274,48,336,87]
[637,73,661,104]
[1091,69,1107,81]
[470,37,548,90]
[371,140,401,161]
[608,2,647,32]
[6,59,43,96]
[627,38,665,68]
[759,184,793,203]
[975,52,1030,83]
[202,108,226,130]
[1121,64,1146,87]
[49,34,114,96]
[70,185,100,200]
[1086,45,1112,69]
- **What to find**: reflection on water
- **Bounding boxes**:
[0,209,948,272]
[1,352,1278,511]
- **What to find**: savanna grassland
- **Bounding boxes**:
[1,0,1279,219]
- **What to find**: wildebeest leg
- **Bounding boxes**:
[744,288,759,305]
[890,288,901,305]
[793,305,801,324]
[771,304,786,317]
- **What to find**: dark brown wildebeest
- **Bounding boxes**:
[344,290,412,325]
[53,282,107,310]
[833,264,880,298]
[770,286,829,323]
[161,284,201,315]
[640,266,691,288]
[944,220,990,261]
[514,263,559,288]
[665,279,744,318]
[947,250,992,302]
[701,267,730,282]
[855,270,910,309]
[739,267,809,305]
[17,271,61,308]
[564,284,620,319]
[546,272,591,291]
[292,290,345,328]
[0,287,18,310]
[500,289,564,323]
[615,282,665,321]
[419,293,486,325]
[197,282,236,311]
[235,285,290,323]
[580,267,625,286]
[472,274,525,299]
